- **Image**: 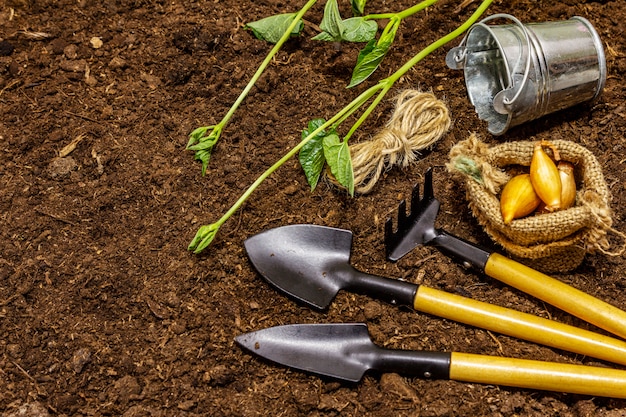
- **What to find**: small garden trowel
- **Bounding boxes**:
[236,322,626,398]
[244,224,626,367]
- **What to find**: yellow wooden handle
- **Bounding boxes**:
[414,286,626,366]
[450,352,626,398]
[485,252,626,339]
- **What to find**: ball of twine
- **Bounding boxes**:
[327,89,451,194]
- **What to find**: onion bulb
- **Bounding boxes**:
[530,141,562,211]
[500,174,542,224]
[558,161,577,209]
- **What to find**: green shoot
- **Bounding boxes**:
[311,0,440,87]
[312,0,378,42]
[186,0,318,176]
[188,0,494,254]
[351,0,367,16]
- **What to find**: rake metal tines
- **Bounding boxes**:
[384,168,440,261]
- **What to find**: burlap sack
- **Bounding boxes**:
[447,134,624,273]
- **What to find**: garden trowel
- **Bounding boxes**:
[236,322,626,398]
[244,224,626,367]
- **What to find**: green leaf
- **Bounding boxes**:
[351,0,367,16]
[323,134,354,196]
[346,38,376,86]
[188,223,221,254]
[299,119,328,191]
[313,2,376,43]
[187,126,211,148]
[301,118,327,141]
[315,0,344,41]
[311,31,337,42]
[347,24,396,88]
[245,13,304,44]
[186,137,217,151]
[187,127,220,176]
[341,17,378,42]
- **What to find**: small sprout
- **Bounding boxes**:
[188,223,221,254]
[186,126,220,176]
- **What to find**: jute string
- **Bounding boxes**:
[582,190,626,257]
[327,90,451,194]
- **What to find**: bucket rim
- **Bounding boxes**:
[570,16,607,100]
[467,21,513,90]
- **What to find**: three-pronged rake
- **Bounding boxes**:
[384,168,441,262]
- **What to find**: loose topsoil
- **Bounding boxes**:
[2,0,626,416]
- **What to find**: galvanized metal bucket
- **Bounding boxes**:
[446,14,606,135]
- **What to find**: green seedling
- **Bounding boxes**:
[186,0,317,176]
[188,0,494,254]
[242,0,383,90]
[260,0,440,88]
[209,0,445,195]
[188,0,434,177]
[311,0,440,87]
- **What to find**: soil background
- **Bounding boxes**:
[2,0,626,416]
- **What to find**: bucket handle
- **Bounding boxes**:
[447,13,532,110]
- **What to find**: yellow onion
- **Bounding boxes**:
[530,141,562,211]
[500,173,542,224]
[558,161,577,209]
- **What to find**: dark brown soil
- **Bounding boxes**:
[2,0,626,416]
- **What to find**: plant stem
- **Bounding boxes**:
[343,84,391,142]
[345,0,494,141]
[189,0,494,253]
[387,0,493,85]
[365,0,438,21]
[378,16,401,44]
[219,0,318,129]
[329,83,382,129]
[187,0,318,175]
